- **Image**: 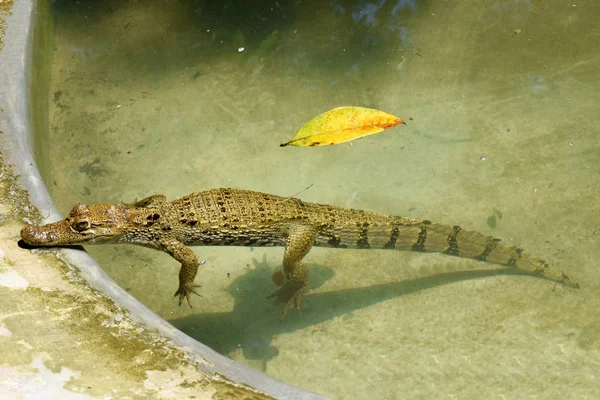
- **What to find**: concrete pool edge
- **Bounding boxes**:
[0,1,326,399]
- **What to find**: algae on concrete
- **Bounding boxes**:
[0,0,17,50]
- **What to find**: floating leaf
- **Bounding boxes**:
[280,106,405,147]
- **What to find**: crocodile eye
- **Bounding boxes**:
[73,220,90,232]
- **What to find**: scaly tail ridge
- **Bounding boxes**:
[407,221,580,288]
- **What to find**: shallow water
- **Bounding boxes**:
[43,1,600,398]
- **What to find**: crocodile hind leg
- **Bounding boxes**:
[270,223,316,318]
[159,239,202,307]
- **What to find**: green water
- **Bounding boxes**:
[43,1,600,398]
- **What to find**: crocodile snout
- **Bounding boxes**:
[20,223,65,246]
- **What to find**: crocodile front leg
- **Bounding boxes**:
[159,238,201,307]
[271,223,316,318]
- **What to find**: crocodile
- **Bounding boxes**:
[20,188,579,317]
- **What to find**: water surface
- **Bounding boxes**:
[44,1,600,398]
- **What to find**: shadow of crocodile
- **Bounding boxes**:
[170,253,537,367]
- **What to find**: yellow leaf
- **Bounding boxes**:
[280,106,405,147]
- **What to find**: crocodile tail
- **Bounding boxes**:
[412,221,580,288]
[320,217,579,289]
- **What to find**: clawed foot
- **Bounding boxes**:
[174,282,202,308]
[268,281,307,319]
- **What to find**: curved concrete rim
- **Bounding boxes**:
[0,2,327,399]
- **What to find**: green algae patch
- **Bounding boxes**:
[0,158,43,224]
[212,377,277,400]
[0,0,16,51]
[34,287,190,375]
[0,277,273,398]
[0,265,212,398]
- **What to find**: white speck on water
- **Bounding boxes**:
[346,192,358,208]
[397,55,406,70]
[568,141,574,146]
[238,47,245,52]
[480,156,487,161]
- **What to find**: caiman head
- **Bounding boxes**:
[21,203,129,246]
